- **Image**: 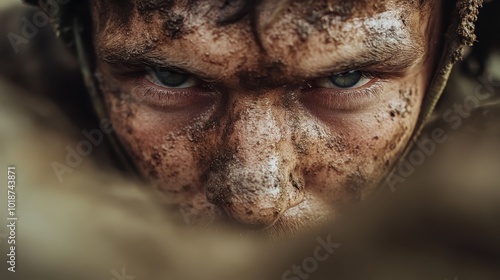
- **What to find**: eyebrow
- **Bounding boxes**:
[98,47,224,82]
[97,34,424,82]
[313,41,425,77]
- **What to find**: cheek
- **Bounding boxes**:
[303,78,424,202]
[103,90,207,202]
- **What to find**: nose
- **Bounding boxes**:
[205,95,305,228]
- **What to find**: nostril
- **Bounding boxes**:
[206,178,232,207]
[288,172,305,207]
[290,171,305,188]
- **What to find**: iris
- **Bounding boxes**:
[154,69,190,87]
[329,71,363,88]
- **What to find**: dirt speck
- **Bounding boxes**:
[164,13,185,39]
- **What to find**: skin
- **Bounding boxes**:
[90,0,442,234]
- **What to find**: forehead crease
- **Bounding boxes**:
[265,7,425,73]
[94,0,428,82]
[93,0,426,25]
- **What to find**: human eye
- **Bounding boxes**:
[127,66,217,112]
[145,67,198,89]
[301,70,381,112]
[316,70,374,89]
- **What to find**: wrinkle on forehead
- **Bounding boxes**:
[92,0,429,30]
[93,0,431,87]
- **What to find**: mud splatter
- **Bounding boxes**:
[163,13,185,38]
[345,168,368,201]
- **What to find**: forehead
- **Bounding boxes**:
[92,0,430,83]
[94,0,426,26]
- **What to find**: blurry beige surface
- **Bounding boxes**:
[0,0,16,9]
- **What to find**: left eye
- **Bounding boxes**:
[317,70,373,89]
[145,67,197,88]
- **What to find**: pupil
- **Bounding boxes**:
[330,71,362,88]
[156,70,189,87]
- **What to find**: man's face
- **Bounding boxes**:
[90,0,441,232]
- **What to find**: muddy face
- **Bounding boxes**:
[90,0,442,233]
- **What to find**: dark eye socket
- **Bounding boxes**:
[329,70,363,88]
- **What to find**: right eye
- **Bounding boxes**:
[317,70,373,90]
[145,67,198,88]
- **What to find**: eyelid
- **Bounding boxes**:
[102,57,221,82]
[314,71,376,90]
[106,62,220,90]
[128,74,218,112]
[145,72,199,89]
[301,80,384,111]
[144,65,199,87]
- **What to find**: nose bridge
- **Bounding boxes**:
[206,94,305,227]
[232,97,285,162]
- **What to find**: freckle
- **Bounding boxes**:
[373,136,379,140]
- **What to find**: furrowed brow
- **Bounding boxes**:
[97,46,220,81]
[312,40,425,77]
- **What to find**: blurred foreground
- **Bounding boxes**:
[1,1,500,279]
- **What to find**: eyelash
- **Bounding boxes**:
[130,77,216,110]
[301,78,384,111]
[119,66,385,112]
